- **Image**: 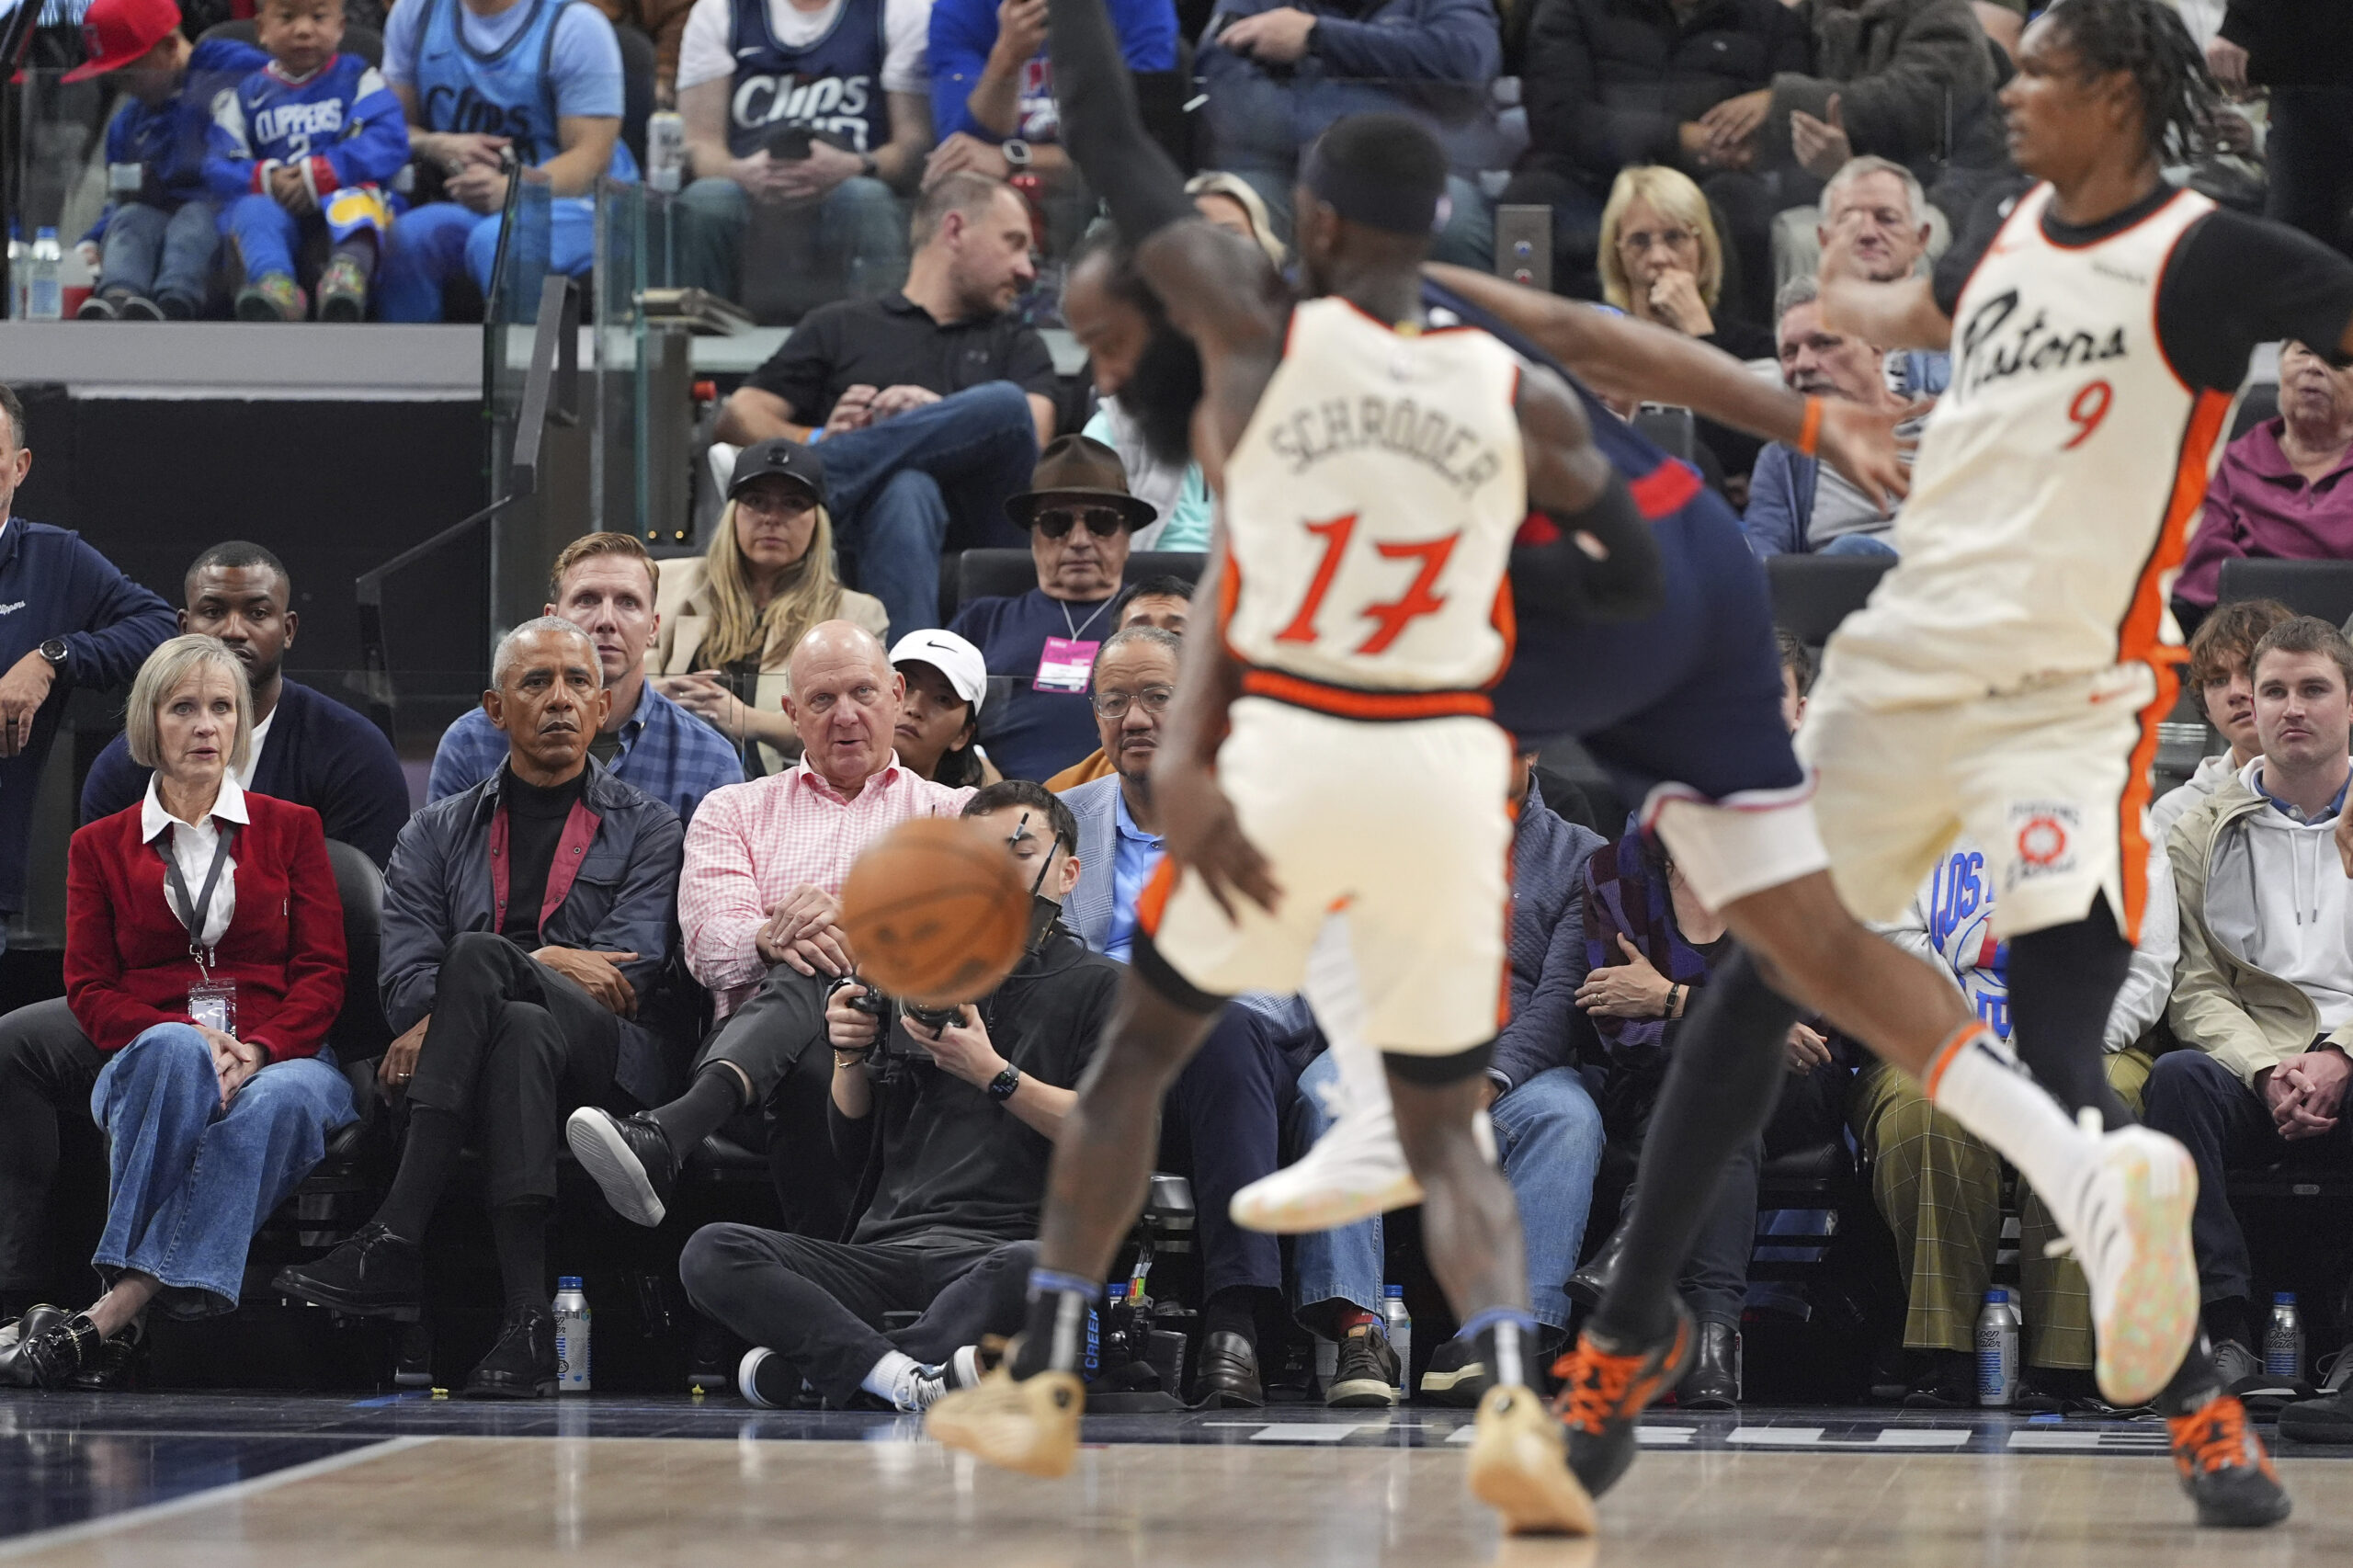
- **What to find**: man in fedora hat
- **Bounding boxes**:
[948,435,1158,782]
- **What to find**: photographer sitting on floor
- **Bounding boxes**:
[678,779,1117,1410]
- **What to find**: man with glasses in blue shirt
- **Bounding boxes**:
[1057,623,1176,958]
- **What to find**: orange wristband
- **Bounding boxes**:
[1797,395,1824,459]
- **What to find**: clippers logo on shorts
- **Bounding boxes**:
[2007,801,2080,887]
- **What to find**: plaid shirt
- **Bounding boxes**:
[428,681,744,828]
[678,758,976,1014]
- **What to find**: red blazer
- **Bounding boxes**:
[66,792,348,1059]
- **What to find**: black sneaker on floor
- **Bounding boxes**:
[2279,1342,2353,1444]
[463,1305,559,1399]
[271,1222,423,1317]
[1419,1335,1486,1408]
[738,1346,803,1409]
[565,1108,677,1227]
[2167,1392,2292,1528]
[1325,1322,1400,1408]
[1901,1350,1977,1409]
[1552,1301,1696,1501]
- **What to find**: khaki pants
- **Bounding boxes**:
[1849,1048,2154,1368]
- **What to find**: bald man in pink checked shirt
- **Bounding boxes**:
[568,622,975,1234]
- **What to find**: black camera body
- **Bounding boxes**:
[831,974,961,1039]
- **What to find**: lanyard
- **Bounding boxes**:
[162,823,235,970]
[1060,597,1110,642]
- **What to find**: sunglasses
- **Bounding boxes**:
[1036,506,1129,540]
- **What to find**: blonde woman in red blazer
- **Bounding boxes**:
[0,636,353,1390]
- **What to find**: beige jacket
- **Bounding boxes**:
[2165,771,2353,1086]
[651,557,888,772]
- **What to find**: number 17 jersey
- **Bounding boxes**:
[1220,297,1528,710]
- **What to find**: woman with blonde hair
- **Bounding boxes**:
[1185,173,1287,269]
[652,439,889,774]
[1597,165,1772,360]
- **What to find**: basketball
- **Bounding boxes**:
[840,816,1032,1006]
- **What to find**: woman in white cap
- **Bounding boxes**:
[889,630,1002,790]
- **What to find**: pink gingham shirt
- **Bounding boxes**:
[678,757,976,1015]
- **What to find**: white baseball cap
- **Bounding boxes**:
[890,630,990,713]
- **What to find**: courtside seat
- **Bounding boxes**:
[1766,554,1894,648]
[2215,558,2353,627]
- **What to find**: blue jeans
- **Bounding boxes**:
[1291,1059,1603,1333]
[90,1024,356,1314]
[377,196,598,324]
[677,176,908,307]
[818,381,1040,632]
[99,200,218,310]
[1817,532,1897,559]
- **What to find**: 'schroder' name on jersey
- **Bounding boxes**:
[1260,393,1508,497]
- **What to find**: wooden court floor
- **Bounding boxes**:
[8,1432,2351,1568]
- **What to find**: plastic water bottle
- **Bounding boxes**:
[554,1276,592,1392]
[1976,1288,2019,1407]
[1381,1284,1414,1397]
[27,228,62,321]
[646,110,686,195]
[2265,1292,2305,1383]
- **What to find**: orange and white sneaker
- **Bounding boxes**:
[2167,1392,2291,1528]
[1551,1301,1696,1500]
[1466,1382,1596,1536]
[925,1365,1084,1478]
[2060,1118,2200,1408]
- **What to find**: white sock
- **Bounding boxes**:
[1925,1026,2097,1234]
[860,1350,926,1410]
[1301,915,1388,1121]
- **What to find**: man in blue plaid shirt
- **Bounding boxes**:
[430,534,744,825]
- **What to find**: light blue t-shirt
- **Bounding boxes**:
[384,0,627,124]
[1104,787,1165,965]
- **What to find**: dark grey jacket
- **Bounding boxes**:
[1767,0,2005,173]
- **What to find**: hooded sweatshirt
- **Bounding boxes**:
[2208,757,2353,1030]
[2150,750,2242,845]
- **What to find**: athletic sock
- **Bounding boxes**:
[489,1199,552,1314]
[1922,1026,2098,1237]
[648,1065,745,1160]
[1011,1267,1100,1379]
[373,1106,467,1243]
[1461,1307,1540,1391]
[1590,948,1795,1349]
[861,1349,929,1410]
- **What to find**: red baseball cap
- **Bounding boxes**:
[63,0,185,82]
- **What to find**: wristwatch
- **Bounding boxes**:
[37,637,67,670]
[986,1064,1022,1102]
[1001,139,1032,172]
[857,152,879,179]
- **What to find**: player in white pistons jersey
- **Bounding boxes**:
[1813,0,2353,1526]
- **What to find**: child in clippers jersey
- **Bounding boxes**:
[207,0,409,321]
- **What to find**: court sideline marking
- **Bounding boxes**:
[0,1435,438,1560]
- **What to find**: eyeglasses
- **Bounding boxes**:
[1037,507,1129,540]
[1617,226,1698,255]
[1092,685,1176,719]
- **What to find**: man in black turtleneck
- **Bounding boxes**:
[273,617,687,1400]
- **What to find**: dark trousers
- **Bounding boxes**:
[679,1223,1032,1405]
[406,932,622,1208]
[696,965,852,1238]
[2141,1047,2353,1308]
[0,999,107,1295]
[2265,86,2353,260]
[1164,1004,1307,1301]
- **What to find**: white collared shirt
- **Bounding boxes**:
[141,775,250,949]
[235,703,277,790]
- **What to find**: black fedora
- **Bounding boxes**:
[1003,435,1159,532]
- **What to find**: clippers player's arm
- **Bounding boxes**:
[1513,363,1665,623]
[1427,263,1911,513]
[1150,540,1282,918]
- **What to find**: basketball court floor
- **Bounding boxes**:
[3,1395,2348,1565]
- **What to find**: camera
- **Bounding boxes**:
[828,974,962,1040]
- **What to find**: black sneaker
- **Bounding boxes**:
[2167,1392,2292,1528]
[737,1346,803,1409]
[2279,1342,2353,1444]
[1325,1321,1400,1408]
[74,291,119,321]
[1901,1350,1977,1409]
[270,1221,424,1317]
[1418,1335,1486,1408]
[1552,1301,1696,1500]
[462,1305,559,1399]
[565,1108,676,1227]
[118,293,165,322]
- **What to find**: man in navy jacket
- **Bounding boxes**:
[80,541,410,867]
[0,384,179,937]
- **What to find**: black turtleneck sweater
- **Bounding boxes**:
[501,764,589,943]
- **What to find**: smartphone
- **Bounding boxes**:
[765,126,814,162]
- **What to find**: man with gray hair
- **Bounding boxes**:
[1773,155,1952,397]
[1742,274,1919,558]
[569,619,976,1238]
[274,616,686,1400]
[1057,622,1179,959]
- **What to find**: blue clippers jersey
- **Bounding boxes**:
[97,36,269,213]
[207,54,411,200]
[412,0,638,177]
[724,0,892,157]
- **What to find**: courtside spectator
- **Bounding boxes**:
[1779,155,1950,399]
[1743,277,1917,557]
[2154,616,2353,1383]
[2153,597,2298,842]
[1,637,352,1392]
[566,622,974,1240]
[889,629,999,787]
[678,781,1114,1411]
[2207,2,2353,261]
[1599,163,1771,356]
[1507,0,1808,304]
[673,0,934,306]
[650,443,886,776]
[1186,173,1287,267]
[1063,229,1212,551]
[951,436,1154,783]
[0,385,180,943]
[82,542,410,867]
[205,0,408,322]
[1044,582,1189,792]
[274,619,685,1399]
[2174,342,2353,615]
[924,0,1175,196]
[714,174,1051,632]
[1197,0,1503,266]
[434,533,744,824]
[73,0,264,320]
[1055,625,1176,957]
[377,0,638,322]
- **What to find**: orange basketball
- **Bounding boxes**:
[840,816,1032,1006]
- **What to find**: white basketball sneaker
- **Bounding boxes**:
[1231,1085,1497,1235]
[2056,1113,2201,1409]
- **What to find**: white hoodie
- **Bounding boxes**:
[2151,750,2240,845]
[2206,758,2353,1031]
